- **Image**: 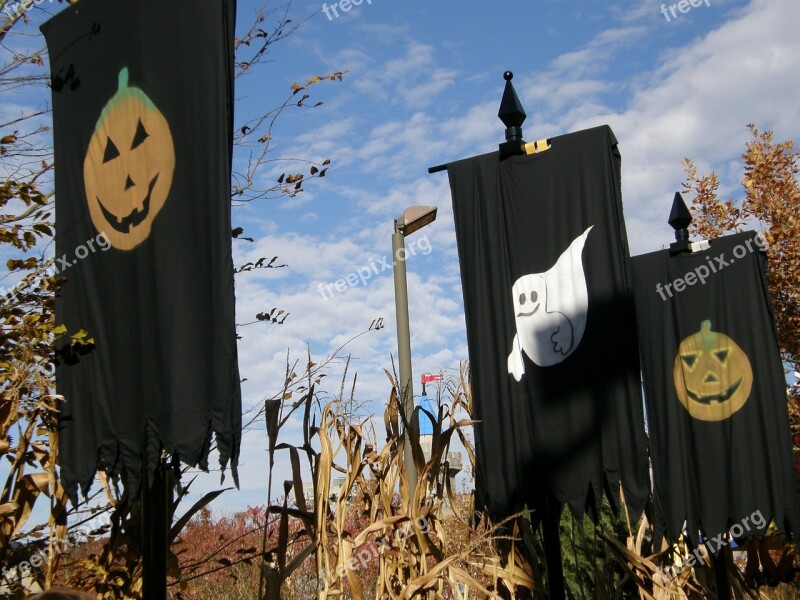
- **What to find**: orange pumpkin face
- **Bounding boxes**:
[673,320,753,422]
[83,68,175,250]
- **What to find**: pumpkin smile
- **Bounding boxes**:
[685,377,743,405]
[97,173,159,234]
[517,304,540,318]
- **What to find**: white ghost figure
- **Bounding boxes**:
[508,226,593,380]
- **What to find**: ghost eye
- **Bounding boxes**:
[518,293,526,305]
[131,119,149,149]
[103,138,120,163]
[529,291,538,303]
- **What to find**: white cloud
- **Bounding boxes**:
[551,26,648,74]
[469,0,800,254]
[197,0,799,516]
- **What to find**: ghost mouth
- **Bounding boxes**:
[516,304,540,318]
[685,378,743,405]
[97,173,159,234]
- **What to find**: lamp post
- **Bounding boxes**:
[392,205,437,499]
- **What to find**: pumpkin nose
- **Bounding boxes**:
[125,175,135,190]
[704,372,720,384]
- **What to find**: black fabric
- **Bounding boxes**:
[631,231,798,544]
[42,0,241,502]
[447,125,649,521]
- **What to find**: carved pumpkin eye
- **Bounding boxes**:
[713,349,729,365]
[681,352,699,370]
[131,119,148,149]
[103,138,120,163]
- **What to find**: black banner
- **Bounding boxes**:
[42,0,241,501]
[632,231,798,543]
[447,125,649,520]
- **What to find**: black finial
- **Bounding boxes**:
[669,192,693,254]
[498,71,527,157]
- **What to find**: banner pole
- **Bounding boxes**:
[542,494,565,600]
[142,456,169,599]
[712,548,731,600]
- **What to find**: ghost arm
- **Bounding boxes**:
[549,312,573,355]
[508,333,525,381]
[543,225,592,349]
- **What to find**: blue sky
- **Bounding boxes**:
[2,0,798,520]
[221,0,797,514]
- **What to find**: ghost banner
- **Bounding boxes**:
[447,125,649,520]
[41,0,241,501]
[508,226,592,377]
[631,231,799,544]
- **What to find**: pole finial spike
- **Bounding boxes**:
[498,71,526,128]
[498,70,526,156]
[668,192,692,233]
[668,191,694,254]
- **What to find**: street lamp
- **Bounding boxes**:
[392,205,437,499]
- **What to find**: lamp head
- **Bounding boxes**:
[396,205,437,236]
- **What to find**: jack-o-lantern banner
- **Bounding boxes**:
[41,0,241,501]
[631,231,799,544]
[446,125,649,521]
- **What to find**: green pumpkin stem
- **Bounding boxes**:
[700,320,714,348]
[118,68,129,91]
